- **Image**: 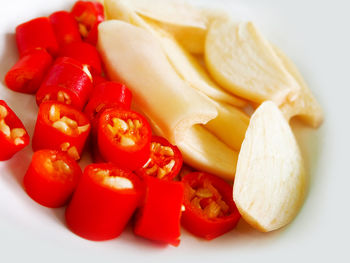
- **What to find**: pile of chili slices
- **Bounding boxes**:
[0,1,241,246]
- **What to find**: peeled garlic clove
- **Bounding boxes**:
[124,0,207,29]
[273,46,324,128]
[205,20,299,105]
[233,101,306,232]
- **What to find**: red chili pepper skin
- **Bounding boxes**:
[92,72,108,87]
[0,100,29,161]
[84,81,132,123]
[32,101,90,160]
[71,1,104,45]
[49,11,82,47]
[97,108,151,170]
[65,163,144,241]
[84,23,99,46]
[23,149,82,208]
[181,172,241,240]
[16,17,59,57]
[134,176,184,246]
[36,57,93,110]
[137,136,183,181]
[59,42,101,74]
[4,49,52,94]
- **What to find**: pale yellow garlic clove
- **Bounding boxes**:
[233,101,306,232]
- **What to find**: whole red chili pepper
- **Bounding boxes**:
[97,108,151,170]
[71,1,104,45]
[49,11,82,47]
[36,57,93,110]
[0,100,29,161]
[5,49,52,94]
[32,101,90,160]
[23,149,82,208]
[134,175,184,246]
[65,163,144,241]
[181,172,241,240]
[137,136,183,181]
[16,17,58,57]
[59,42,102,74]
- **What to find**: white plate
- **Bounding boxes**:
[0,0,349,262]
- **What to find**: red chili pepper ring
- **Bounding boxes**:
[181,172,241,240]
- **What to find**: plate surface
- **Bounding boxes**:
[0,0,349,262]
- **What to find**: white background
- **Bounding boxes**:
[0,0,349,262]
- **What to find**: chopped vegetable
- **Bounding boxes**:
[65,163,143,241]
[49,11,82,46]
[32,101,90,160]
[137,136,183,181]
[84,81,132,126]
[16,17,58,56]
[97,107,151,170]
[134,175,184,246]
[71,1,105,45]
[59,41,102,74]
[23,149,82,208]
[36,57,93,110]
[0,100,29,161]
[181,172,240,240]
[5,49,52,94]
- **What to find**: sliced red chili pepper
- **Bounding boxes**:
[71,1,104,45]
[87,83,132,164]
[16,17,58,57]
[84,23,99,46]
[32,101,90,160]
[134,175,184,246]
[181,172,241,240]
[5,49,52,94]
[65,163,144,241]
[36,57,93,110]
[58,42,101,74]
[23,149,82,208]
[97,108,151,170]
[137,136,183,181]
[84,81,132,125]
[49,11,82,46]
[91,72,108,87]
[0,100,29,161]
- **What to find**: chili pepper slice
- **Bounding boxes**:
[65,163,144,241]
[181,172,241,240]
[84,81,132,124]
[137,136,183,181]
[71,1,104,45]
[91,72,108,87]
[36,57,93,110]
[58,42,102,74]
[84,23,99,46]
[23,149,82,208]
[16,17,58,57]
[5,49,52,94]
[134,175,184,246]
[86,82,132,164]
[0,100,29,161]
[32,101,90,160]
[97,108,151,170]
[49,11,82,47]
